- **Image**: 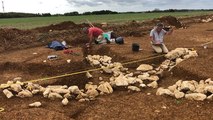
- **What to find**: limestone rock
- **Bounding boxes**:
[195,84,206,93]
[168,85,177,92]
[140,84,147,88]
[113,62,123,69]
[39,86,46,93]
[92,60,100,66]
[3,89,14,98]
[17,90,33,98]
[147,81,158,88]
[43,88,51,97]
[64,93,72,99]
[205,78,213,85]
[86,89,99,98]
[148,70,157,75]
[114,74,129,86]
[176,58,184,65]
[180,81,196,92]
[13,77,22,82]
[97,82,113,94]
[32,90,40,95]
[29,102,42,107]
[136,64,153,72]
[10,84,22,92]
[133,71,142,76]
[135,78,143,84]
[147,75,159,81]
[175,80,182,87]
[15,81,24,86]
[47,85,68,89]
[7,81,14,86]
[125,73,134,77]
[78,98,90,102]
[76,92,88,100]
[207,94,213,100]
[68,86,80,94]
[156,88,173,96]
[128,86,141,92]
[138,73,150,80]
[62,98,69,106]
[126,77,138,84]
[0,84,10,89]
[183,51,198,59]
[102,68,113,74]
[109,77,115,82]
[185,93,206,101]
[51,88,70,94]
[165,48,188,60]
[161,60,171,67]
[85,84,98,90]
[120,68,128,72]
[48,93,63,100]
[100,55,112,63]
[99,77,103,81]
[204,86,213,93]
[26,82,40,91]
[174,90,185,99]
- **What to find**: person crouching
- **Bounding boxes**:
[83,27,104,47]
[150,23,173,54]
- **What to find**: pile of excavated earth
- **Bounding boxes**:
[1,15,213,53]
[1,47,211,108]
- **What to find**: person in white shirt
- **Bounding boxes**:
[150,23,173,53]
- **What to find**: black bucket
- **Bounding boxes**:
[132,43,140,52]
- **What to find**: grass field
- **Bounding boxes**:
[0,11,213,29]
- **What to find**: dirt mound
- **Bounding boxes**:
[107,21,150,37]
[0,15,211,53]
[34,21,80,33]
[154,16,183,28]
[0,28,37,52]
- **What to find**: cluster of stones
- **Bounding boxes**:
[156,48,198,73]
[86,55,160,91]
[0,80,113,107]
[86,48,198,93]
[0,48,200,106]
[201,17,212,23]
[156,78,213,101]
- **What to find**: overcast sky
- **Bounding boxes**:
[1,0,213,14]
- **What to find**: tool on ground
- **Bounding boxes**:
[47,55,58,60]
[86,19,94,27]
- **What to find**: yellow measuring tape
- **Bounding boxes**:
[0,54,164,88]
[0,54,164,112]
[25,54,164,83]
[0,107,4,112]
[24,67,103,83]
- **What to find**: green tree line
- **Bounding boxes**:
[0,9,213,18]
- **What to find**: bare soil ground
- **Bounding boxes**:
[0,15,213,120]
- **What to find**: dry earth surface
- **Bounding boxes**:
[0,15,213,120]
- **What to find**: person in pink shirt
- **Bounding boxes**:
[83,27,104,47]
